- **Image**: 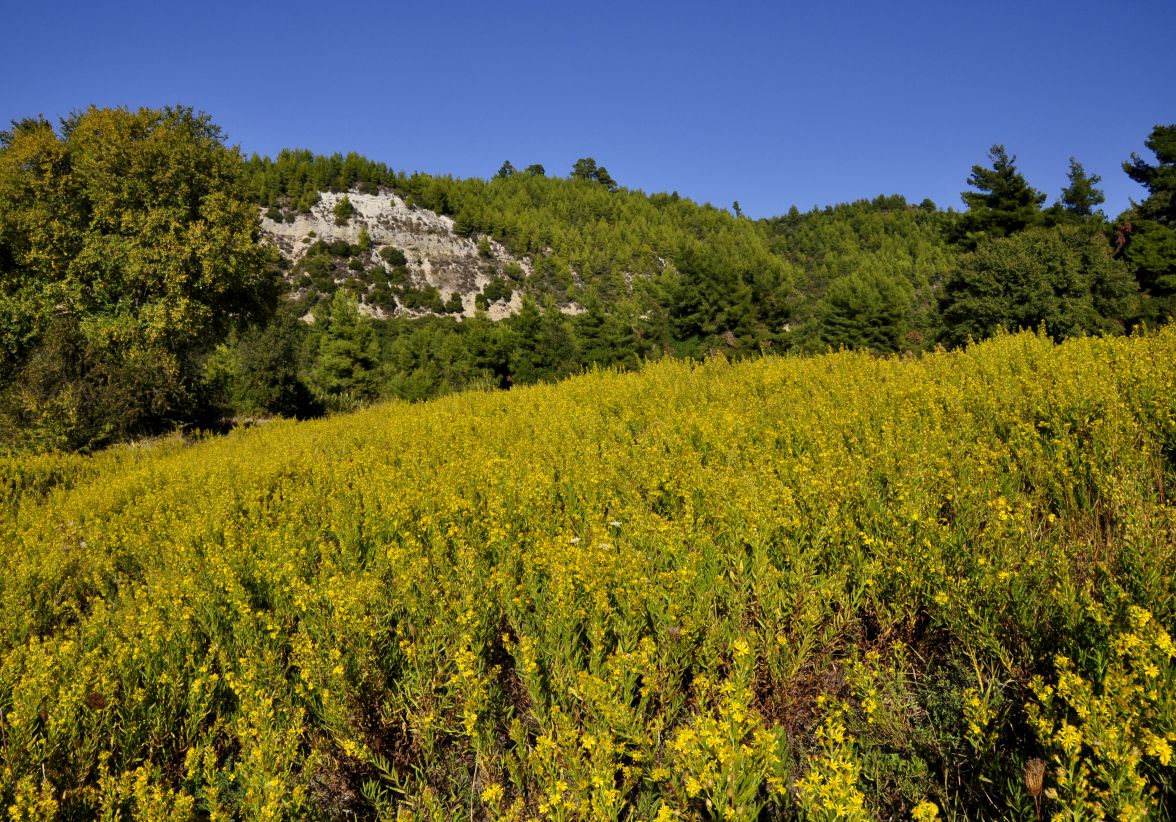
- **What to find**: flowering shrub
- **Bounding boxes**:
[795,697,870,821]
[0,328,1173,817]
[1029,603,1176,819]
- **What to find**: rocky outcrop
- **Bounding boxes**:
[260,190,528,319]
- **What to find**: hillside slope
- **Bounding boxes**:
[246,151,800,355]
[261,189,535,320]
[231,150,1151,422]
[2,328,1174,818]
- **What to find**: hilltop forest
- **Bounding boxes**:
[1,106,1174,451]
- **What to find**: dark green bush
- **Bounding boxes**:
[379,246,408,268]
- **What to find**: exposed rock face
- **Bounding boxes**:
[260,190,528,319]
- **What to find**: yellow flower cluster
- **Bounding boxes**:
[0,328,1173,817]
[667,664,786,819]
[795,698,870,821]
[1029,603,1176,820]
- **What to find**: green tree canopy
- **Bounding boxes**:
[1123,124,1176,224]
[940,225,1136,346]
[570,157,599,181]
[1058,157,1105,218]
[308,292,381,407]
[570,157,617,189]
[207,308,319,420]
[764,194,952,352]
[242,148,399,212]
[1118,124,1176,313]
[958,145,1046,244]
[0,106,276,450]
[333,194,355,225]
[813,270,914,354]
[593,165,617,190]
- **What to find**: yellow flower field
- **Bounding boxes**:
[1,328,1174,819]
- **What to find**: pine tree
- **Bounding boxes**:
[538,296,580,379]
[814,270,912,354]
[570,158,599,182]
[505,296,544,384]
[1059,158,1105,218]
[309,292,380,406]
[333,194,355,225]
[1123,124,1176,224]
[594,165,618,190]
[958,145,1045,244]
[1118,124,1176,309]
[570,158,617,189]
[576,296,634,367]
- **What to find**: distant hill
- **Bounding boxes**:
[245,150,799,358]
[229,147,1149,414]
[4,109,1166,451]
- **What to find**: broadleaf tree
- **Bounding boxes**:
[0,106,277,450]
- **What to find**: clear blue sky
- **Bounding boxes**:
[2,0,1173,219]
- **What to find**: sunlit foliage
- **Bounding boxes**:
[0,328,1173,818]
